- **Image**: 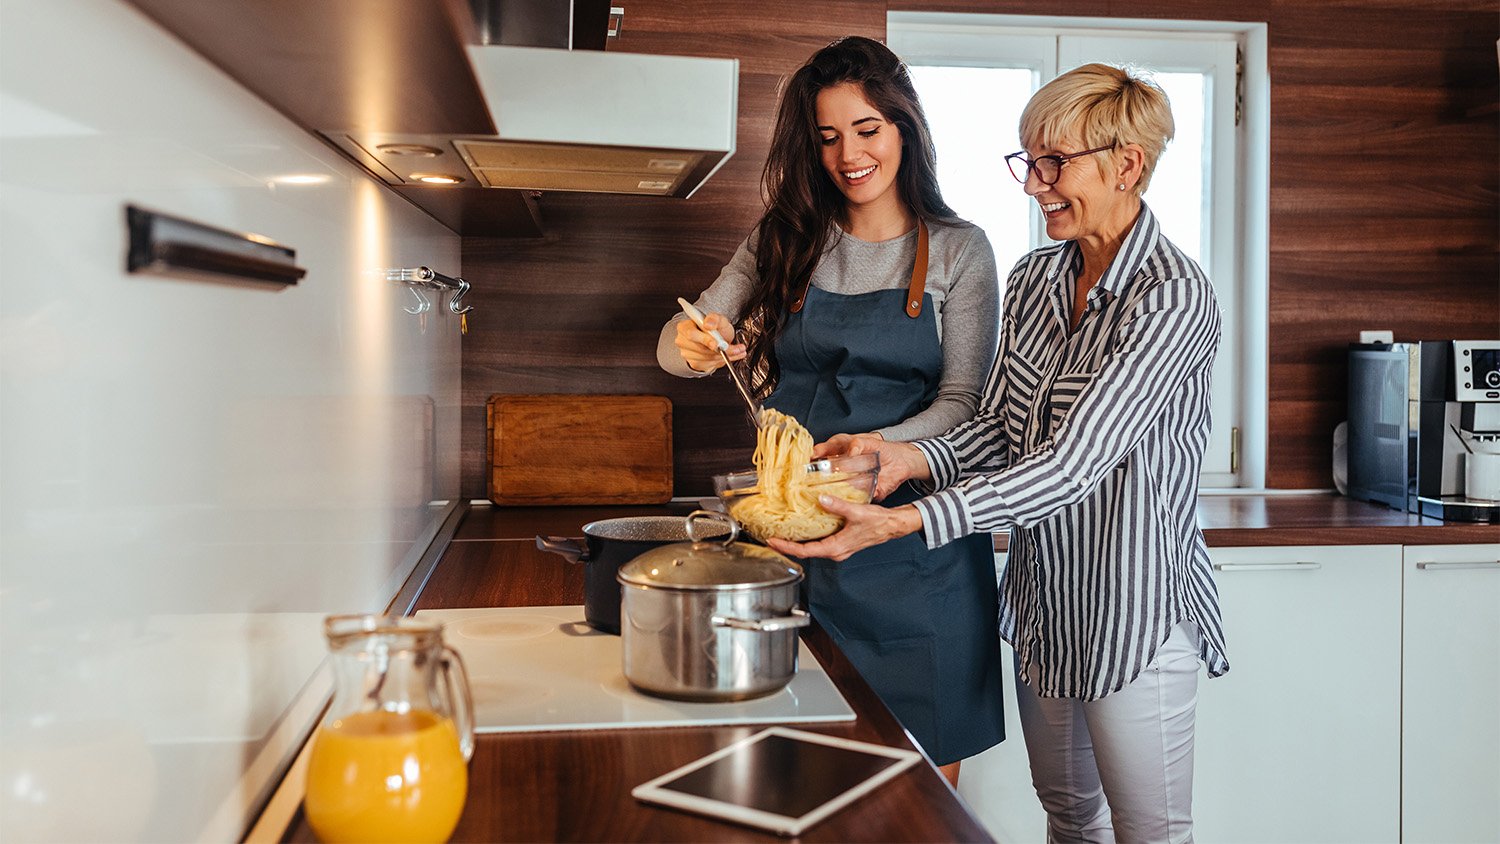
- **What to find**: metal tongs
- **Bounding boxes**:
[677,297,761,428]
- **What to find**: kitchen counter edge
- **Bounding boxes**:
[458,493,1498,549]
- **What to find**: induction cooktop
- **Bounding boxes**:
[414,605,856,733]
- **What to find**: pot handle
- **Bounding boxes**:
[686,509,738,547]
[535,535,588,563]
[711,607,811,633]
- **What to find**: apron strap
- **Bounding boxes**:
[789,219,931,316]
[905,219,929,319]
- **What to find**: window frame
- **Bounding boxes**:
[889,12,1270,489]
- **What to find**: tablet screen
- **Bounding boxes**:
[633,728,922,835]
[657,732,902,817]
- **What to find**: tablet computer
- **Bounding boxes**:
[631,727,922,836]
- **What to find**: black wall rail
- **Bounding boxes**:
[126,205,306,287]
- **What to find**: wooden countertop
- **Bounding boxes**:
[282,504,992,843]
[1193,493,1496,547]
[454,492,1497,551]
[280,492,1490,843]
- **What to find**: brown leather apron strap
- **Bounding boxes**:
[905,219,929,318]
[788,219,930,316]
[789,253,811,313]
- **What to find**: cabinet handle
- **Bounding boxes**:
[1212,562,1322,572]
[1414,561,1500,571]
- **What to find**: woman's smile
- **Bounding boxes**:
[841,164,878,185]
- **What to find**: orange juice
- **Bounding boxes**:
[304,710,468,844]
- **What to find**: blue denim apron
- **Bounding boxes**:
[764,237,1005,765]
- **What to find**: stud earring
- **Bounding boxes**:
[1117,183,1126,191]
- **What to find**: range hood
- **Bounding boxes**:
[323,44,738,199]
[123,0,739,234]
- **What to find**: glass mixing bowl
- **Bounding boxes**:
[712,452,880,542]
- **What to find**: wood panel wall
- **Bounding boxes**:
[460,0,1499,498]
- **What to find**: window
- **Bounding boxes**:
[890,13,1269,488]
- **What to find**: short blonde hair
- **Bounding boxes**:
[1018,63,1175,194]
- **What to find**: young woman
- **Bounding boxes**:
[775,64,1229,841]
[657,36,1004,783]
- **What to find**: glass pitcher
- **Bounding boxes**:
[304,615,475,844]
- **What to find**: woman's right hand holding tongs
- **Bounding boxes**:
[675,311,746,373]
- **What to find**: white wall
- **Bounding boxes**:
[0,1,463,840]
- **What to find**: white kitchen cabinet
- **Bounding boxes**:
[959,552,1049,843]
[959,644,1049,842]
[1400,543,1500,844]
[1194,545,1403,843]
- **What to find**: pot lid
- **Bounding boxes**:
[617,511,803,591]
[581,515,728,543]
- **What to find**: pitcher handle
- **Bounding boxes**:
[439,645,476,762]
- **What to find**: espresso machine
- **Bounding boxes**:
[1347,339,1500,522]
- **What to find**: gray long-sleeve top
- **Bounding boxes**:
[657,221,1000,442]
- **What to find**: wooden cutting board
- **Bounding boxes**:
[486,394,673,505]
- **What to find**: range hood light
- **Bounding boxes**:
[377,143,443,157]
[412,173,465,185]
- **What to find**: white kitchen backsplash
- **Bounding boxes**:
[0,0,462,840]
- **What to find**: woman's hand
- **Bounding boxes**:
[766,500,923,561]
[814,434,932,501]
[812,431,883,459]
[673,311,745,373]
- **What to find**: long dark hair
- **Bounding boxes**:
[740,35,962,399]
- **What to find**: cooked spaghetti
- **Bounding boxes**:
[728,408,872,542]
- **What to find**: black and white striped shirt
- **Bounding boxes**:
[911,204,1229,700]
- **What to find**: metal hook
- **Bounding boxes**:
[448,277,474,315]
[404,286,431,315]
[386,266,471,323]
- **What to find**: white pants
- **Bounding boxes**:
[1015,621,1202,844]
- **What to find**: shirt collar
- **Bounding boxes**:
[1042,202,1162,298]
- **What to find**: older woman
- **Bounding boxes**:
[769,63,1228,842]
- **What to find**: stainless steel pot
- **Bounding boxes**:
[616,511,810,702]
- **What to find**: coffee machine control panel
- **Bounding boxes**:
[1454,340,1500,401]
